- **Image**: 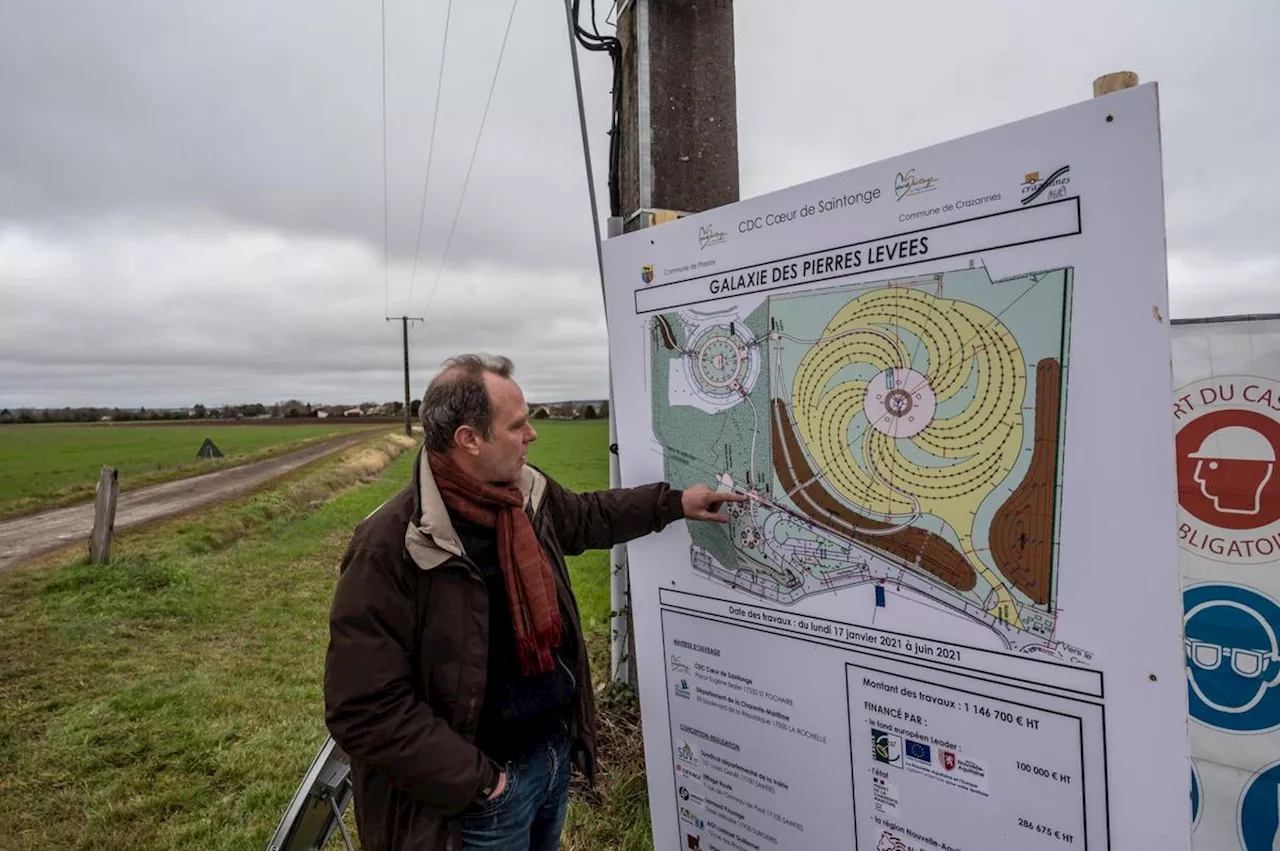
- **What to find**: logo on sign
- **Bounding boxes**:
[905,738,931,764]
[1174,376,1280,565]
[698,224,727,250]
[674,677,690,699]
[876,831,907,851]
[1020,166,1071,205]
[894,169,938,201]
[872,729,902,766]
[1184,582,1280,733]
[1238,759,1280,849]
[640,264,655,284]
[941,750,957,771]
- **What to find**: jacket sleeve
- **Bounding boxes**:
[323,541,498,815]
[541,473,686,556]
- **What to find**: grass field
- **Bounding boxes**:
[0,419,652,850]
[0,422,383,519]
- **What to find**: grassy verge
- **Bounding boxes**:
[0,420,652,850]
[0,422,384,520]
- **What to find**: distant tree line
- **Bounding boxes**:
[1,397,608,425]
[527,400,609,421]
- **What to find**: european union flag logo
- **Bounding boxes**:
[905,739,931,763]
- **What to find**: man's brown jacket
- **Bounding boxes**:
[323,448,685,850]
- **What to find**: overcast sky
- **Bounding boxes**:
[1,1,1276,409]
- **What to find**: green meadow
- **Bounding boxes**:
[0,422,380,519]
[0,419,652,850]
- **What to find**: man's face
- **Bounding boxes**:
[472,372,538,485]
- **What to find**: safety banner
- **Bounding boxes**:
[1174,314,1280,850]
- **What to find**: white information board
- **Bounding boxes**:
[601,83,1190,851]
[1172,315,1280,850]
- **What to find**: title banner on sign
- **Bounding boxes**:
[633,196,1080,314]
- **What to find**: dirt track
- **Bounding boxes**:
[0,430,388,573]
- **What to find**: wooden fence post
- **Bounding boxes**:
[1093,70,1139,97]
[90,465,119,565]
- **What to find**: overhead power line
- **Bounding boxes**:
[417,0,522,318]
[403,0,455,315]
[380,0,390,317]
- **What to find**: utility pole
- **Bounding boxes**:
[606,0,740,685]
[618,0,739,232]
[386,316,423,437]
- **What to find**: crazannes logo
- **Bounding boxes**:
[894,169,938,201]
[1020,166,1071,205]
[698,224,727,250]
[640,264,654,284]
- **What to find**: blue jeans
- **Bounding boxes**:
[457,725,573,851]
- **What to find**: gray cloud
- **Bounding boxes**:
[1,0,1277,408]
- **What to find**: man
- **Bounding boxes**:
[324,353,745,851]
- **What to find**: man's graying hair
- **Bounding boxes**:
[420,353,516,453]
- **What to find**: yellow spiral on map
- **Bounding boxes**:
[790,287,1026,624]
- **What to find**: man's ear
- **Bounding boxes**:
[453,425,483,456]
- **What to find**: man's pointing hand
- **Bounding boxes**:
[681,483,749,523]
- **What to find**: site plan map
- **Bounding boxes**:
[650,266,1073,655]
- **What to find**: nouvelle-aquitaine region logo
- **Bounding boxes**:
[1174,375,1280,565]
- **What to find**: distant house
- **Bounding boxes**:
[317,410,329,419]
[344,408,364,417]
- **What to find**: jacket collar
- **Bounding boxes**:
[404,446,547,572]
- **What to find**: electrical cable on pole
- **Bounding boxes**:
[563,0,632,685]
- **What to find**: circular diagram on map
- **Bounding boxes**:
[862,367,937,439]
[688,323,757,400]
[697,335,747,390]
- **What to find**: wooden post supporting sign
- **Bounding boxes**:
[1094,70,1139,97]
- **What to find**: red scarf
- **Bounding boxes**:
[428,452,562,676]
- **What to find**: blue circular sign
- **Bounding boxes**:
[1185,582,1280,733]
[1191,760,1202,831]
[1239,760,1280,849]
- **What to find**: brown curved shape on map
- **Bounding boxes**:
[771,400,978,592]
[990,359,1061,607]
[656,315,677,350]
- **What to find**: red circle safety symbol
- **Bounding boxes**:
[1177,408,1280,531]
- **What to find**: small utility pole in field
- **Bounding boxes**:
[387,316,424,437]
